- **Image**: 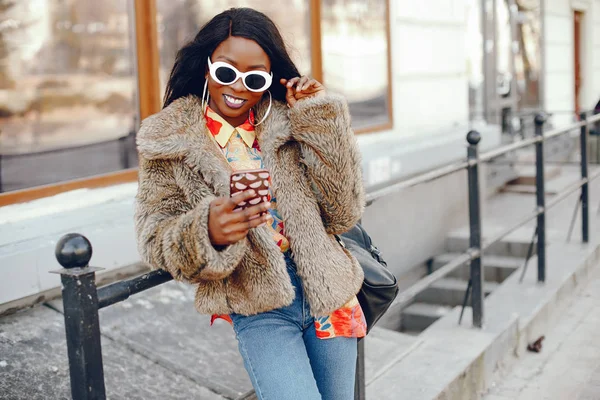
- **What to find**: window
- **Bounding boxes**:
[0,0,137,193]
[467,0,542,126]
[1,0,393,201]
[466,0,484,121]
[320,0,391,130]
[514,0,541,111]
[156,0,313,102]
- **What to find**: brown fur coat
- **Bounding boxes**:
[134,93,365,317]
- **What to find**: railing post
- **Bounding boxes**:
[580,112,589,243]
[51,234,106,400]
[534,114,547,282]
[355,215,366,400]
[466,130,484,328]
[354,339,366,400]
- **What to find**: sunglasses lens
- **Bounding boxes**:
[215,66,236,84]
[245,74,267,91]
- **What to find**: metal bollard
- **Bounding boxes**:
[534,114,547,282]
[580,112,589,243]
[51,234,106,400]
[354,339,366,400]
[466,130,484,328]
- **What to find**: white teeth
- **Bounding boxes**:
[225,95,244,105]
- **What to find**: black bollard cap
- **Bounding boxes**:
[534,113,547,125]
[466,130,481,145]
[55,233,92,269]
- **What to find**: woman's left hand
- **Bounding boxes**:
[280,76,326,108]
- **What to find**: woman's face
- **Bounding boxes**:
[207,36,271,125]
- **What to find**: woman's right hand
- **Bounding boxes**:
[208,190,272,246]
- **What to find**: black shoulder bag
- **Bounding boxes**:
[336,224,399,333]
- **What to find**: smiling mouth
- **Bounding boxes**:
[223,94,247,109]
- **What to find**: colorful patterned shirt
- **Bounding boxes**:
[205,106,366,339]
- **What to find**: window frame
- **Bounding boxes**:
[0,0,392,205]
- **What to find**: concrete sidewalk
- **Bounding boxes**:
[0,282,237,400]
[483,256,600,400]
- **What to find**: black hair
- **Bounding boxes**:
[163,7,300,108]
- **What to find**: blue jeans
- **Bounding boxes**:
[230,253,357,400]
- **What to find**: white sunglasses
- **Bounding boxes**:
[207,57,273,92]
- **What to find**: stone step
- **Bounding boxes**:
[504,168,584,195]
[431,253,522,282]
[510,164,561,185]
[401,302,453,332]
[364,327,421,385]
[446,227,536,257]
[415,277,499,307]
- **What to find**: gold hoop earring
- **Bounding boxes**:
[201,79,210,111]
[249,91,272,127]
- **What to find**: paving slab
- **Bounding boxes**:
[483,260,600,400]
[49,280,251,399]
[0,305,223,400]
[364,328,422,386]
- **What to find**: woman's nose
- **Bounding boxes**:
[230,77,246,92]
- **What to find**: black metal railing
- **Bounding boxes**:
[51,112,600,399]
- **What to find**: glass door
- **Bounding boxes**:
[470,0,541,135]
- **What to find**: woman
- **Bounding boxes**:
[135,8,366,399]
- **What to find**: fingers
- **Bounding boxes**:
[304,79,323,92]
[210,192,274,246]
[221,213,272,238]
[281,76,326,107]
[230,213,272,233]
[228,201,272,224]
[224,190,258,211]
[285,85,297,107]
[284,77,301,89]
[294,91,320,100]
[295,76,310,92]
[282,77,301,104]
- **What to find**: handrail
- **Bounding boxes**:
[391,252,474,310]
[366,161,468,203]
[367,112,600,204]
[479,136,540,162]
[97,268,172,309]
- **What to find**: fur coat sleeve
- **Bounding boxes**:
[288,94,365,234]
[134,156,248,282]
